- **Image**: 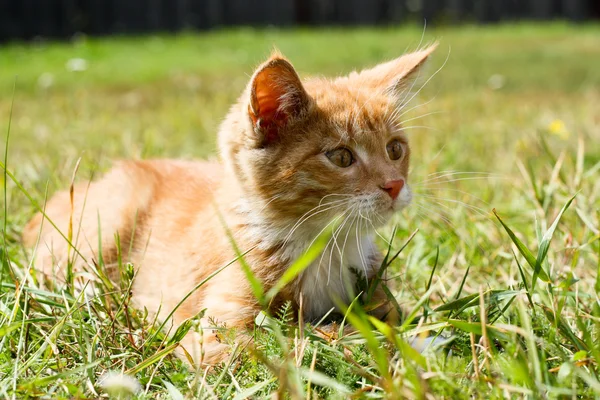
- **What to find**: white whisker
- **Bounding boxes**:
[415,176,503,186]
[325,208,355,285]
[395,95,437,119]
[416,170,501,182]
[355,212,369,279]
[282,197,350,247]
[392,125,440,133]
[413,187,491,206]
[339,209,360,283]
[412,203,453,226]
[393,110,443,126]
[395,46,451,115]
[417,195,489,217]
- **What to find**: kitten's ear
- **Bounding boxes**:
[354,43,437,98]
[248,53,310,146]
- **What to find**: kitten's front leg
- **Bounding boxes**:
[366,283,401,325]
[173,268,260,366]
[364,254,401,325]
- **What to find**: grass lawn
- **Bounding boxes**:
[1,22,600,398]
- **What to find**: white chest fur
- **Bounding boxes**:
[294,232,378,321]
[236,198,380,320]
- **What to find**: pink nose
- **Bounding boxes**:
[381,179,404,200]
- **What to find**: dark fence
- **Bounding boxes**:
[1,0,598,42]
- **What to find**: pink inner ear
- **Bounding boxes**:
[249,57,308,146]
[250,83,287,145]
[252,70,290,127]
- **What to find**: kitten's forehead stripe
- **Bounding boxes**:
[354,146,371,164]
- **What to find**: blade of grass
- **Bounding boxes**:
[367,228,418,301]
[23,359,104,387]
[214,206,264,305]
[298,367,352,395]
[493,208,551,284]
[513,249,534,307]
[336,298,391,384]
[126,343,179,374]
[423,246,440,320]
[232,377,277,400]
[265,225,332,303]
[434,290,519,314]
[1,80,15,285]
[533,195,575,291]
[0,163,89,263]
[539,304,587,352]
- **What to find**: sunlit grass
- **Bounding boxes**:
[1,23,599,398]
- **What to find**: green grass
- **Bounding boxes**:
[1,22,600,398]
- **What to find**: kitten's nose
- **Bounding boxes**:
[381,179,404,200]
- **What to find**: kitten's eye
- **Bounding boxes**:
[386,139,404,161]
[326,148,354,168]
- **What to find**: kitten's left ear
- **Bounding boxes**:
[353,43,438,98]
[248,53,311,146]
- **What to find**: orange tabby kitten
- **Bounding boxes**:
[23,44,436,365]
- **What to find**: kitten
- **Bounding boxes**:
[23,44,437,365]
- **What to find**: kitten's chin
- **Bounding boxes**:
[375,201,411,229]
[391,198,411,212]
[379,203,408,221]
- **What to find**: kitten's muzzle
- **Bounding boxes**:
[380,179,405,201]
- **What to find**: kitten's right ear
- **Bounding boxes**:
[248,55,310,147]
[351,43,438,99]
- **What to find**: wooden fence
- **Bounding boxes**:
[1,0,597,42]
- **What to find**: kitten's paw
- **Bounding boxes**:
[313,321,356,342]
[176,329,251,367]
[30,244,102,296]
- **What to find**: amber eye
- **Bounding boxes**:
[326,148,354,168]
[386,139,404,161]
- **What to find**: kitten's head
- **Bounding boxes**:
[219,45,436,233]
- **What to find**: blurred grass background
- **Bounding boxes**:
[2,23,598,171]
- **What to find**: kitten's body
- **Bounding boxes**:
[23,45,436,364]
